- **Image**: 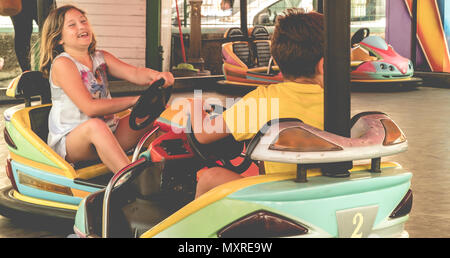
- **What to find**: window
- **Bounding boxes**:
[172,0,385,37]
[350,0,386,37]
[253,0,313,26]
[172,0,313,28]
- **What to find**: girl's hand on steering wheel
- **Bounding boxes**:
[151,72,175,88]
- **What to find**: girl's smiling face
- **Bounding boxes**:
[59,8,92,51]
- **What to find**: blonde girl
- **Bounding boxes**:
[40,5,174,173]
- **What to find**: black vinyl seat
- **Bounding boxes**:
[250,26,271,67]
[223,27,254,67]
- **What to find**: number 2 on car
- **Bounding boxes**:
[336,205,378,238]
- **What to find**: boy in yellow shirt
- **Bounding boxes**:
[191,9,325,197]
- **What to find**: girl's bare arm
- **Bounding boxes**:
[51,56,138,117]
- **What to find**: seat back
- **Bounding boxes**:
[7,72,52,145]
[223,27,253,67]
[250,26,271,67]
[28,105,51,143]
[6,71,51,107]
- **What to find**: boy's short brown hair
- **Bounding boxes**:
[271,9,324,80]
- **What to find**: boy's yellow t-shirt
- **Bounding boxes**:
[222,82,324,174]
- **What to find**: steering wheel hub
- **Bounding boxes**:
[129,79,172,130]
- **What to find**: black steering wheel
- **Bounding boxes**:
[185,114,252,174]
[351,27,370,47]
[129,79,172,130]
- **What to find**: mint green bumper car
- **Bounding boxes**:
[73,107,412,238]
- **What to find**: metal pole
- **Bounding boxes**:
[146,0,162,70]
[411,0,417,68]
[316,0,323,14]
[188,0,203,63]
[184,0,188,27]
[322,0,352,177]
[240,0,248,37]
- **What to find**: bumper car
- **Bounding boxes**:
[350,28,421,87]
[0,72,170,220]
[219,26,283,89]
[72,85,413,238]
[219,27,421,89]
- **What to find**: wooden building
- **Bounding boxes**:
[56,0,172,72]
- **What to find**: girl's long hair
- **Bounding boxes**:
[39,5,97,78]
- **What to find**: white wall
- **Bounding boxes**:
[57,0,147,67]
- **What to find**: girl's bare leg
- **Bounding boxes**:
[65,118,130,173]
[113,113,156,152]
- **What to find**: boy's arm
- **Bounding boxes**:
[192,86,263,144]
[193,115,230,144]
[190,99,230,144]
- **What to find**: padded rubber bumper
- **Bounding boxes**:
[0,186,76,221]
